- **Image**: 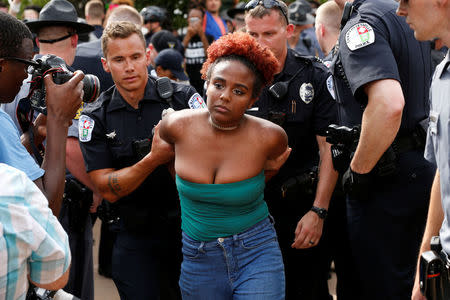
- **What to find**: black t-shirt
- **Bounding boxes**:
[182,33,214,94]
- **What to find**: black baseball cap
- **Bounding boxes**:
[150,30,178,53]
[155,48,188,81]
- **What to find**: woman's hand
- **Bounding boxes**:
[264,146,291,172]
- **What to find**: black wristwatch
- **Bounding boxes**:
[310,206,328,219]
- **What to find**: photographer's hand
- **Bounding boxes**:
[45,70,84,127]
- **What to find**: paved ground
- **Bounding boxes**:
[92,220,337,300]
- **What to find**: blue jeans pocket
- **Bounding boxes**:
[181,235,201,259]
[240,226,277,250]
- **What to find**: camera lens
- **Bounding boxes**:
[82,74,101,103]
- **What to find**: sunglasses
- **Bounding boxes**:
[245,0,289,24]
[1,57,39,73]
[1,57,38,66]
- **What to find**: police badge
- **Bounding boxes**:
[299,83,314,104]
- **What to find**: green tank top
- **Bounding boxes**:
[175,170,268,241]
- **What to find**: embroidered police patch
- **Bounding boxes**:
[326,76,336,100]
[299,83,314,104]
[79,115,95,142]
[345,23,375,51]
[188,93,207,109]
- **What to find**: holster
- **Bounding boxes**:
[280,167,318,200]
[63,177,92,233]
[420,237,450,300]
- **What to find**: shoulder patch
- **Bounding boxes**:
[326,75,336,100]
[79,115,95,142]
[188,93,207,109]
[299,83,314,104]
[345,23,375,51]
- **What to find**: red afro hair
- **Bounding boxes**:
[201,32,279,88]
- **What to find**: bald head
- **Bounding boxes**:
[316,1,341,34]
[106,5,143,27]
[315,1,342,56]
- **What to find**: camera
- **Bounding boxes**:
[27,54,100,114]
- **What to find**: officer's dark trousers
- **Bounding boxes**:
[270,193,332,300]
[347,150,434,300]
[59,201,94,300]
[327,191,361,300]
[111,225,182,300]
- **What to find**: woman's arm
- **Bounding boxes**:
[264,125,291,181]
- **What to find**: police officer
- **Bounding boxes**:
[396,1,450,299]
[140,5,167,45]
[287,0,324,58]
[245,1,338,298]
[332,0,436,299]
[78,21,200,299]
[315,2,361,299]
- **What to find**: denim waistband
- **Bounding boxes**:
[182,216,275,248]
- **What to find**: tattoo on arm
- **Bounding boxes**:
[108,173,121,196]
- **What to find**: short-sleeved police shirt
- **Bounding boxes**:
[78,77,198,232]
[424,51,450,255]
[255,49,336,180]
[338,0,432,132]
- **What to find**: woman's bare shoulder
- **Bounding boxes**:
[246,114,287,142]
[160,108,208,142]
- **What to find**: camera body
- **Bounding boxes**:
[28,54,100,114]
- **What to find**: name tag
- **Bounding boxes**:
[429,110,439,135]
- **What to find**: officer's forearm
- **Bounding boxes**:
[89,152,163,202]
[66,137,100,194]
[313,136,338,209]
[351,79,404,174]
[419,170,443,254]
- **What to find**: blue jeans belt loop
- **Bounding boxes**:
[198,241,206,253]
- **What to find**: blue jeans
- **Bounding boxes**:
[179,217,285,300]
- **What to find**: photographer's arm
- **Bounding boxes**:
[412,170,443,300]
[89,124,174,203]
[292,136,338,249]
[38,72,84,216]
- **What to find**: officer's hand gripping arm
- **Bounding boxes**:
[88,123,174,203]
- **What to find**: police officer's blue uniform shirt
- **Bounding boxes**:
[293,27,324,58]
[424,50,450,255]
[72,39,115,93]
[79,76,198,232]
[338,0,431,133]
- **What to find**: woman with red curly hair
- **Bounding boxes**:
[159,31,290,299]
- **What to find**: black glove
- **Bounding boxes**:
[342,167,371,202]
